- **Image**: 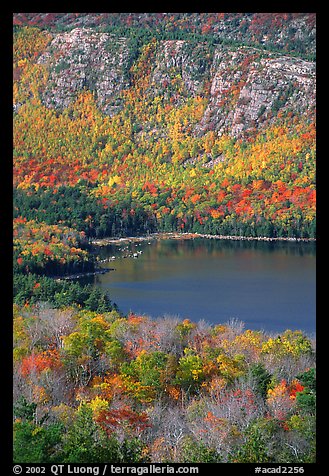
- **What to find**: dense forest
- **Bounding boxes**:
[12,13,316,464]
[14,307,315,463]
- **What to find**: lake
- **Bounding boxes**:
[80,237,316,334]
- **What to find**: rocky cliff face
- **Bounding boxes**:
[35,27,315,138]
[198,47,315,137]
[150,39,212,96]
[38,28,131,115]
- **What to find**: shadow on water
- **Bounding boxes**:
[81,238,316,334]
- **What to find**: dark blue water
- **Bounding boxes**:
[82,238,316,334]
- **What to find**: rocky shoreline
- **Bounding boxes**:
[56,233,315,280]
[54,267,115,281]
[91,232,316,246]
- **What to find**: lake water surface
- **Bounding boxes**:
[82,238,316,334]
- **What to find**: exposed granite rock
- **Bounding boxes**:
[150,40,212,96]
[35,28,315,138]
[38,28,132,115]
[196,46,315,137]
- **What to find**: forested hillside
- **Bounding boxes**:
[13,12,316,240]
[13,13,316,464]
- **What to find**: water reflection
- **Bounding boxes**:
[83,238,316,333]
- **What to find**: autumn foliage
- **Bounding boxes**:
[12,16,316,464]
[13,305,316,463]
[13,24,316,240]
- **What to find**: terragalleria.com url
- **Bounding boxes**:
[109,466,198,475]
[48,465,199,475]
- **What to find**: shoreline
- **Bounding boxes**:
[52,232,315,280]
[91,232,316,246]
[54,267,115,281]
